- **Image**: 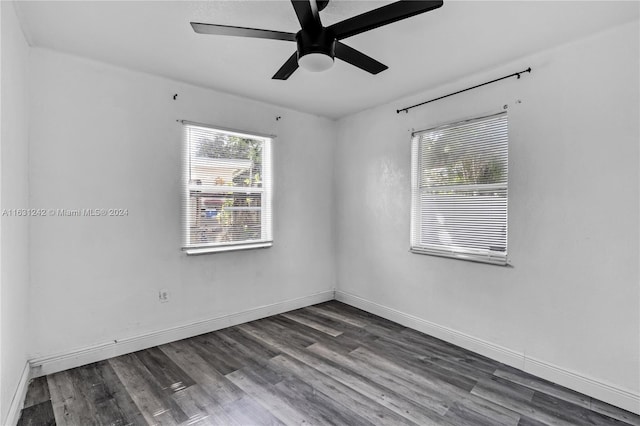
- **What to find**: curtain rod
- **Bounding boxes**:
[396,67,532,114]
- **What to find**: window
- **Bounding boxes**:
[182,122,273,255]
[410,112,508,265]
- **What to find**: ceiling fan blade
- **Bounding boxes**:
[290,0,322,32]
[328,0,443,40]
[191,22,296,42]
[335,42,388,74]
[272,52,299,80]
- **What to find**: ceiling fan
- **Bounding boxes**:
[191,0,443,80]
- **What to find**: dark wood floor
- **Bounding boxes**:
[18,301,640,426]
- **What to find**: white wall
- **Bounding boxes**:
[0,2,31,423]
[335,20,639,411]
[28,48,336,360]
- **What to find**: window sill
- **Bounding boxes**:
[410,247,509,266]
[185,241,272,255]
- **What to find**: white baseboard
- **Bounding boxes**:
[4,361,31,426]
[524,357,640,415]
[30,290,334,378]
[335,290,640,415]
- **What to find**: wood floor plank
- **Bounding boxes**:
[529,391,631,426]
[471,376,536,405]
[288,308,356,333]
[238,322,451,425]
[171,384,241,426]
[298,306,348,324]
[221,326,280,359]
[251,317,318,349]
[590,399,640,426]
[47,369,97,426]
[109,353,188,425]
[373,333,498,381]
[68,360,146,426]
[269,353,423,426]
[135,347,196,394]
[344,345,521,426]
[517,415,549,426]
[94,398,147,426]
[363,336,481,391]
[319,302,407,335]
[307,341,453,416]
[466,378,593,426]
[214,328,282,384]
[314,301,384,324]
[186,335,244,376]
[279,312,343,337]
[23,376,51,409]
[226,366,309,425]
[270,314,365,355]
[159,340,244,406]
[444,402,519,426]
[219,395,285,426]
[494,368,592,408]
[304,305,369,328]
[274,314,360,356]
[395,328,502,375]
[17,401,56,426]
[271,373,374,426]
[298,307,383,346]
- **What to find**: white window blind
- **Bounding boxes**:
[182,122,273,254]
[410,112,508,265]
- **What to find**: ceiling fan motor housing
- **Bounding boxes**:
[296,28,336,61]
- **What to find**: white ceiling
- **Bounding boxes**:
[15,1,639,119]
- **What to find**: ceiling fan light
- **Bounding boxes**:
[298,53,334,72]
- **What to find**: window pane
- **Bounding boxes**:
[419,188,507,252]
[188,192,263,245]
[420,115,507,187]
[190,129,263,189]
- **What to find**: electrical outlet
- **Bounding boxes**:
[158,289,170,303]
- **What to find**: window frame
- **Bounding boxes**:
[410,111,509,266]
[181,121,273,255]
